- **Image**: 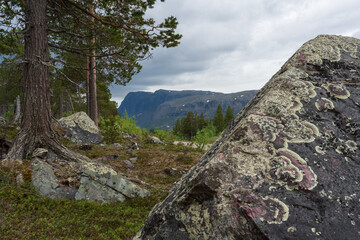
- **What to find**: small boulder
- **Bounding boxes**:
[78,144,93,151]
[164,168,185,176]
[59,112,102,144]
[149,136,164,145]
[124,160,135,169]
[111,143,122,148]
[31,148,149,203]
[0,117,6,126]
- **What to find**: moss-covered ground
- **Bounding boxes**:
[0,128,204,239]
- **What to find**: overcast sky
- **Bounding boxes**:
[110,0,360,106]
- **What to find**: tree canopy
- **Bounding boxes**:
[0,0,181,159]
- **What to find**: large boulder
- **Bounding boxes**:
[31,148,149,203]
[58,112,102,144]
[135,35,360,239]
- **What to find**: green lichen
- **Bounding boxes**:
[315,98,335,112]
[287,35,359,67]
[325,83,351,99]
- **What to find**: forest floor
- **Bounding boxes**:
[0,125,204,239]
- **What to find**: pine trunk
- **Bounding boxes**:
[89,52,98,125]
[59,92,64,118]
[88,4,98,126]
[7,0,61,159]
[12,95,21,124]
[86,56,90,116]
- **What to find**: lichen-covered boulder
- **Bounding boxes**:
[59,112,102,144]
[135,35,360,240]
[31,148,149,203]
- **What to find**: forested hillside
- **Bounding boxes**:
[118,89,258,129]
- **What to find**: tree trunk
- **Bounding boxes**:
[88,4,98,126]
[59,92,64,118]
[86,56,90,116]
[12,95,21,124]
[6,0,69,160]
[0,104,8,117]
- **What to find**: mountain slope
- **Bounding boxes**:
[118,89,258,129]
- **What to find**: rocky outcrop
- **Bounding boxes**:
[135,35,360,239]
[58,112,102,144]
[31,148,149,203]
[119,89,258,129]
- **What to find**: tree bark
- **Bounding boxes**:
[88,4,98,126]
[12,95,21,125]
[59,92,64,118]
[6,0,74,160]
[86,56,90,116]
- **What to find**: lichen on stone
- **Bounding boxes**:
[315,98,335,112]
[325,83,351,99]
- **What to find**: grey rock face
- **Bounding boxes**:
[135,35,360,240]
[31,158,60,199]
[59,112,102,144]
[31,148,149,203]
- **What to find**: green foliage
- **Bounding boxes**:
[173,111,209,140]
[0,168,166,240]
[97,80,119,119]
[3,104,13,121]
[0,122,18,141]
[0,0,182,127]
[193,124,217,150]
[0,58,23,111]
[224,105,234,129]
[213,104,224,134]
[99,111,145,144]
[153,128,177,144]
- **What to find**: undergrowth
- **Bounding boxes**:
[0,168,167,240]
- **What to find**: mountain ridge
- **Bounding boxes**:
[118,89,258,129]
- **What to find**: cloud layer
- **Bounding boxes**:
[110,0,360,106]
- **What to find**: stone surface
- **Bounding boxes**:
[59,111,102,144]
[31,158,60,199]
[135,35,360,240]
[0,117,6,126]
[149,136,164,145]
[111,143,122,148]
[31,148,149,203]
[124,160,135,169]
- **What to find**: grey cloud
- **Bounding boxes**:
[111,0,360,106]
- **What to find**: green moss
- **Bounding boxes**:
[0,123,19,141]
[0,168,166,239]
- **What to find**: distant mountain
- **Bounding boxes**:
[118,89,259,129]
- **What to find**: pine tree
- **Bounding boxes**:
[198,112,208,130]
[213,104,224,134]
[224,105,234,129]
[1,0,181,160]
